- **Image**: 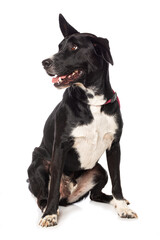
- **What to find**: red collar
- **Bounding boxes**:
[105,91,120,107]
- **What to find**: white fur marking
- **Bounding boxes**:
[71,103,117,169]
[39,214,58,227]
[87,88,107,105]
[111,198,138,218]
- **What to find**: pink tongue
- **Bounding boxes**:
[52,75,67,83]
[52,77,59,83]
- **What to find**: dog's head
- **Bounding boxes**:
[42,14,113,89]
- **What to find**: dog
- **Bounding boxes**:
[27,14,137,227]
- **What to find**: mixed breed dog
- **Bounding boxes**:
[27,14,137,227]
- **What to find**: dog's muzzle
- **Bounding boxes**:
[42,58,56,76]
[42,58,53,69]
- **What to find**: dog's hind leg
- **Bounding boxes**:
[89,163,113,204]
[27,147,51,211]
[66,163,113,205]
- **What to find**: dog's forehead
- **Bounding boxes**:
[63,33,97,45]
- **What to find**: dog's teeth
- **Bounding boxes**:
[59,77,62,82]
[53,75,58,78]
[75,70,78,73]
[72,72,75,75]
[68,75,72,78]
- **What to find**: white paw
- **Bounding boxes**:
[39,214,58,227]
[111,198,138,219]
[117,207,138,219]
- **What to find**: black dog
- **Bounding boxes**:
[27,14,137,227]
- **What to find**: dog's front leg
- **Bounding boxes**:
[39,145,65,227]
[106,142,138,218]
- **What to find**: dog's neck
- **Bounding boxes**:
[72,83,108,106]
[68,67,114,106]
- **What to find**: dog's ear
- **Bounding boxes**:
[92,37,114,65]
[59,14,79,37]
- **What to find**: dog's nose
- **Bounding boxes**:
[42,58,53,68]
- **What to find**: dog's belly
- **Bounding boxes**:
[71,106,117,169]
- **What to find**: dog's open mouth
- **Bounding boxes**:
[52,69,83,87]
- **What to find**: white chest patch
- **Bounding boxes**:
[71,105,118,169]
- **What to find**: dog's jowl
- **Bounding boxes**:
[27,14,137,227]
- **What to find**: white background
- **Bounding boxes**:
[0,0,160,239]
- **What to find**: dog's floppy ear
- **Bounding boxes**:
[92,37,114,65]
[59,14,79,37]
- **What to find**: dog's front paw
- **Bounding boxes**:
[117,207,138,219]
[112,199,138,219]
[39,214,58,227]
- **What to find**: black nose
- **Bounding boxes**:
[42,58,53,68]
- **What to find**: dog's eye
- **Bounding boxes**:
[71,45,78,51]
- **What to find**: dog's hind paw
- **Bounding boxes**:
[39,214,57,227]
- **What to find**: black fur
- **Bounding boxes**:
[27,14,125,223]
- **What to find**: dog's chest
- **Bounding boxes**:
[71,105,117,169]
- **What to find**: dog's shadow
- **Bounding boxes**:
[37,202,82,226]
[59,204,82,221]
